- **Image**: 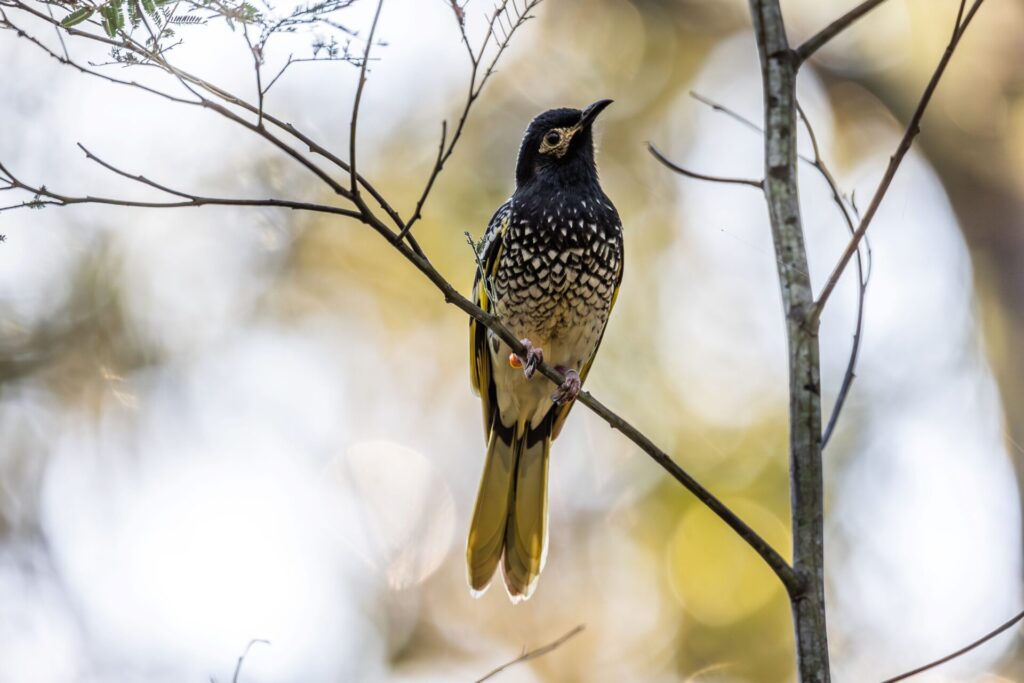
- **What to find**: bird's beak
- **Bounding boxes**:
[577,99,613,130]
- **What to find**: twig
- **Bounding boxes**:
[647,143,764,189]
[8,0,426,256]
[232,639,269,683]
[796,0,891,63]
[794,103,871,448]
[687,92,871,439]
[689,90,816,167]
[348,0,383,196]
[474,625,584,682]
[261,54,356,95]
[810,0,986,323]
[398,0,542,241]
[879,608,1024,683]
[0,157,361,219]
[241,22,265,127]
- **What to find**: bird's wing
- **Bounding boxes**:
[550,232,624,441]
[470,200,511,437]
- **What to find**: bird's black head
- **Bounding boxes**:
[514,99,612,189]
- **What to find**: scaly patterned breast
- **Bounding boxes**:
[491,197,622,346]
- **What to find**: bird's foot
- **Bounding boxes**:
[551,367,581,405]
[509,338,544,379]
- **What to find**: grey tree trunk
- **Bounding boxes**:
[748,2,831,681]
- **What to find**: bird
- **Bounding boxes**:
[466,99,624,602]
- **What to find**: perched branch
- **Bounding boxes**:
[647,143,763,189]
[0,0,800,596]
[795,0,891,63]
[474,625,584,683]
[879,608,1024,683]
[810,0,986,322]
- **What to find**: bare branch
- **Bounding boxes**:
[348,0,383,196]
[399,0,542,241]
[647,143,764,189]
[810,0,985,323]
[0,156,361,219]
[689,90,816,168]
[796,0,891,63]
[262,54,357,96]
[233,639,269,683]
[794,103,871,448]
[473,626,585,679]
[474,625,584,683]
[879,608,1024,683]
[5,0,426,256]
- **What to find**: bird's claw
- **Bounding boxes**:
[551,368,581,405]
[512,338,544,379]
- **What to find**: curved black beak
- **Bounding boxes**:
[578,99,613,129]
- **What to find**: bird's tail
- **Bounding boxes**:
[466,416,552,602]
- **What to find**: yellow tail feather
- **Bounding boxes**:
[466,426,517,595]
[502,426,550,602]
[466,417,552,602]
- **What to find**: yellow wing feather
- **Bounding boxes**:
[469,206,509,437]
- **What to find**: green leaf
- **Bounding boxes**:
[61,7,94,27]
[99,4,118,36]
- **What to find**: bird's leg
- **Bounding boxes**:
[551,367,581,405]
[509,338,544,379]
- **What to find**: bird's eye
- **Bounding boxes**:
[544,131,562,147]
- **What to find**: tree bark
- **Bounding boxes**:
[748,1,831,681]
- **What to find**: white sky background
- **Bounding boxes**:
[0,1,1021,682]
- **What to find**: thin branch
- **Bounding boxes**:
[796,0,891,63]
[647,143,764,189]
[261,54,356,95]
[398,0,541,241]
[43,1,69,60]
[0,157,361,219]
[348,0,382,195]
[232,639,269,683]
[474,625,584,683]
[690,91,763,136]
[810,0,985,323]
[690,90,820,167]
[879,608,1024,683]
[795,102,871,448]
[6,0,426,255]
[242,22,265,127]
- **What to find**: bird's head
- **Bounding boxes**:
[514,99,613,188]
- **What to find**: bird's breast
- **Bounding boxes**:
[492,199,622,344]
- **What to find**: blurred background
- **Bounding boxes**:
[1,0,1023,681]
